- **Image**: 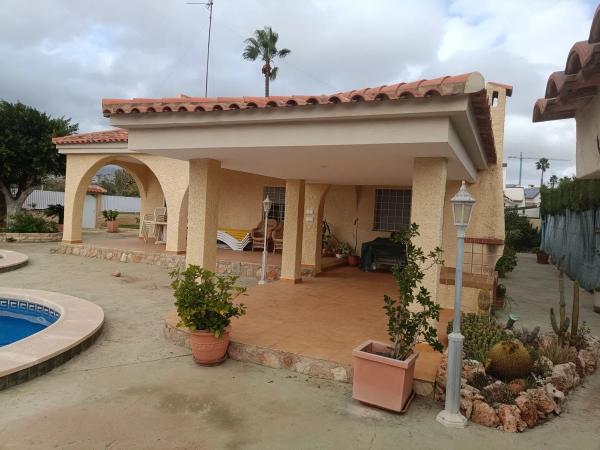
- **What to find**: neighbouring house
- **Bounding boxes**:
[533,4,600,179]
[53,72,511,313]
[503,185,526,212]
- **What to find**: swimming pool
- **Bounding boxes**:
[0,299,59,347]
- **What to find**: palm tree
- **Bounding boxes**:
[535,158,550,186]
[243,27,291,97]
[549,175,558,188]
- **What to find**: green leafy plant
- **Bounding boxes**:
[448,314,508,363]
[541,177,600,215]
[384,223,443,360]
[44,204,64,224]
[495,246,517,277]
[504,208,540,252]
[170,265,247,338]
[8,211,57,233]
[102,210,119,222]
[335,242,352,257]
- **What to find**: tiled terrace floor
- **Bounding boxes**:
[228,266,445,383]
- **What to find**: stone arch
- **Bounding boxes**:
[63,153,188,252]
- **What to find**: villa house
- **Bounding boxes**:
[54,72,511,314]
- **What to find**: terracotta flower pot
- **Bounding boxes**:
[347,255,360,266]
[106,220,119,233]
[56,223,64,232]
[190,328,230,366]
[352,340,418,412]
[536,251,549,264]
[594,291,600,314]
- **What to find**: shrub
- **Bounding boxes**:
[102,210,119,221]
[384,223,443,360]
[448,314,508,364]
[496,246,517,277]
[538,339,577,365]
[541,177,600,215]
[44,204,64,224]
[470,371,492,390]
[170,265,246,338]
[482,382,517,405]
[8,212,57,233]
[504,208,540,251]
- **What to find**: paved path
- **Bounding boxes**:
[0,243,598,449]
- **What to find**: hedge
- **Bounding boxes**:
[540,177,600,216]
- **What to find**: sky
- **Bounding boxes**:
[0,0,596,186]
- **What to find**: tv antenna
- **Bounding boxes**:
[186,0,214,97]
[507,152,570,186]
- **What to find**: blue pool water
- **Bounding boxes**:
[0,299,59,347]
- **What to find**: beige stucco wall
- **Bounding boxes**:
[575,93,600,179]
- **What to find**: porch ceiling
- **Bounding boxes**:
[117,101,482,184]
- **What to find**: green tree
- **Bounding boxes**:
[97,168,139,197]
[243,26,291,97]
[535,158,550,186]
[0,101,77,223]
[549,174,558,188]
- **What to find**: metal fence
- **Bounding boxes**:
[24,190,140,213]
[541,209,600,290]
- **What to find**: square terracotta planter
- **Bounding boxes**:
[106,221,119,233]
[352,340,419,412]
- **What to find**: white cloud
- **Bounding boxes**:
[0,0,596,187]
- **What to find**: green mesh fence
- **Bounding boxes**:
[541,209,600,291]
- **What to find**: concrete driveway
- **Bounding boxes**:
[0,243,598,450]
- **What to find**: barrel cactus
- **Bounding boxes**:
[487,340,533,381]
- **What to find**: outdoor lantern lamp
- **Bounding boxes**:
[258,195,273,285]
[436,180,475,428]
[9,184,18,198]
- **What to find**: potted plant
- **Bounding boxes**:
[535,247,550,264]
[170,265,247,365]
[335,242,352,259]
[44,204,64,232]
[352,223,443,412]
[495,246,517,277]
[102,209,119,233]
[594,287,600,314]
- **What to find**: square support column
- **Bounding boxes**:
[281,179,306,282]
[410,158,447,304]
[185,159,221,270]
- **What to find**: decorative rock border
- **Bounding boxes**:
[0,288,104,390]
[0,232,62,243]
[434,333,600,432]
[0,250,28,272]
[56,242,320,280]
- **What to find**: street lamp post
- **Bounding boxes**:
[258,195,273,285]
[436,180,475,428]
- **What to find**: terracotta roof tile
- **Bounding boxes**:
[53,129,128,145]
[87,184,107,194]
[533,5,600,122]
[60,73,504,164]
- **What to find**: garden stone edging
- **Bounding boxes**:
[434,333,600,432]
[0,232,62,243]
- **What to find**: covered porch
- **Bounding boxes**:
[165,266,451,386]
